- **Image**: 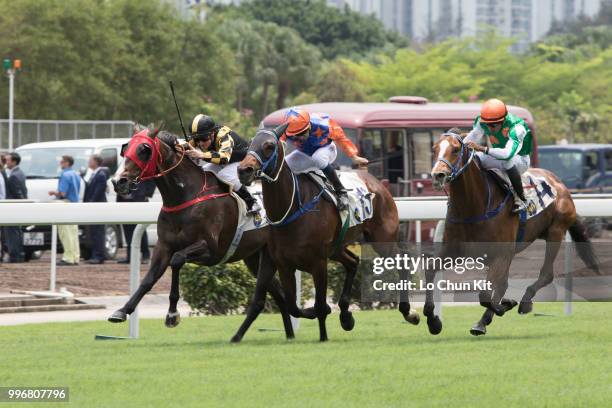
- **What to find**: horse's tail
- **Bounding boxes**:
[568,218,600,274]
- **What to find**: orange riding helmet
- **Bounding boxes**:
[480,99,508,123]
[285,109,311,136]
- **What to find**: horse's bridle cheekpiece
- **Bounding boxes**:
[436,132,475,182]
[248,130,284,183]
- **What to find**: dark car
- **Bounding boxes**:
[539,143,612,236]
[538,144,612,192]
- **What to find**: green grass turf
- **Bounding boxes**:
[1,303,611,408]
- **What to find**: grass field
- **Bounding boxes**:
[1,303,611,407]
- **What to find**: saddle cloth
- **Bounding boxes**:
[488,168,557,220]
[218,182,268,264]
[305,170,375,228]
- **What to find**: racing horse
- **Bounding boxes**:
[428,130,599,336]
[237,124,420,342]
[110,126,294,342]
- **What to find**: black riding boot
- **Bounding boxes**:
[323,165,349,211]
[236,186,261,215]
[507,166,527,212]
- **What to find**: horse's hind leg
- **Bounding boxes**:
[332,247,358,331]
[370,241,420,326]
[519,230,563,314]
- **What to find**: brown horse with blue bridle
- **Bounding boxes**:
[429,130,599,336]
[237,124,419,342]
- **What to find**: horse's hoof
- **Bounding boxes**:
[404,310,420,325]
[470,322,487,336]
[108,310,127,323]
[230,334,242,343]
[502,299,518,311]
[518,301,533,315]
[427,315,443,335]
[325,304,332,315]
[164,312,181,328]
[340,312,355,331]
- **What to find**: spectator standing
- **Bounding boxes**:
[117,179,155,264]
[48,155,80,266]
[83,154,109,264]
[4,153,28,263]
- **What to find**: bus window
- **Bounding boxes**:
[411,130,434,179]
[384,129,406,183]
[360,129,384,178]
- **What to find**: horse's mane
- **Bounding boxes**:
[158,131,178,149]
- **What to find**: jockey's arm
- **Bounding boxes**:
[328,119,362,161]
[464,121,486,145]
[487,124,526,160]
[201,133,233,165]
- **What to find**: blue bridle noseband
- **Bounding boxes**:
[436,132,475,181]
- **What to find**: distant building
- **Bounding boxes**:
[169,0,605,51]
[328,0,605,51]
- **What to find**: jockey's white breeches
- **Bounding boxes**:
[285,142,337,173]
[476,153,530,174]
[201,162,241,191]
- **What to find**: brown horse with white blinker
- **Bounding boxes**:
[109,126,294,343]
[429,131,599,336]
[237,124,419,342]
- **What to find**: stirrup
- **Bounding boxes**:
[337,190,349,211]
[247,201,261,215]
[512,197,527,213]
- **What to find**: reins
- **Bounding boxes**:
[438,133,511,224]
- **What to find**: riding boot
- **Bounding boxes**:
[236,186,261,215]
[507,166,527,213]
[323,165,349,211]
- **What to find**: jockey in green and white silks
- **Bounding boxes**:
[465,99,533,212]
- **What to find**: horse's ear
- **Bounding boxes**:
[120,142,129,158]
[273,123,289,140]
[148,122,164,139]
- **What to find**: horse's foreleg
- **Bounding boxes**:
[332,247,359,332]
[423,267,443,335]
[169,239,212,267]
[165,265,182,328]
[108,245,172,323]
[231,251,294,342]
[519,233,562,314]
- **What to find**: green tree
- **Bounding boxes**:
[229,0,407,59]
[0,0,238,135]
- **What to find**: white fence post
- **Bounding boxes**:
[50,225,57,292]
[129,223,148,339]
[291,271,302,332]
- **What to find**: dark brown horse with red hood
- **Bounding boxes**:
[428,130,599,336]
[110,126,294,342]
[237,124,419,342]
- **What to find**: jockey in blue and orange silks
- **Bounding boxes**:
[281,107,369,210]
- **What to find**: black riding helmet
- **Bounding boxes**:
[190,114,216,141]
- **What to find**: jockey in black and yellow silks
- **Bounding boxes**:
[185,114,260,214]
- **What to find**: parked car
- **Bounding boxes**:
[539,143,612,236]
[15,138,159,260]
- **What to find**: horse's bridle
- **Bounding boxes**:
[436,132,475,182]
[247,130,286,183]
[128,141,186,189]
[247,133,298,225]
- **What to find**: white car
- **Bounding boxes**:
[15,139,158,259]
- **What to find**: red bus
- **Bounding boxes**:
[263,97,538,240]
